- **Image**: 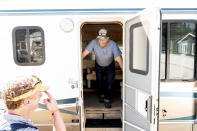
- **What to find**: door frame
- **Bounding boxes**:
[79,18,125,131]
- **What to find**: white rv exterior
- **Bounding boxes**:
[0,0,197,131]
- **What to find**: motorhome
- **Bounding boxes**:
[0,1,197,131]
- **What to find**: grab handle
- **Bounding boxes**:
[145,96,152,123]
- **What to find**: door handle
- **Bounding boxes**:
[145,96,152,123]
[162,109,167,118]
[69,80,78,89]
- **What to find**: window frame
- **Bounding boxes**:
[12,26,45,66]
[129,22,149,75]
[161,20,197,81]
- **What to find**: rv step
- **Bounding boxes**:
[85,119,122,128]
[85,128,122,131]
[85,109,122,119]
[86,109,121,114]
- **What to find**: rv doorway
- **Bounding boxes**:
[81,22,123,130]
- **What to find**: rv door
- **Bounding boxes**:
[124,8,161,131]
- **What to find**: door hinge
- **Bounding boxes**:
[153,105,159,124]
[156,107,159,116]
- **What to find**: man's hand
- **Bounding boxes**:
[43,91,58,113]
[115,56,123,71]
[82,49,90,59]
[43,91,66,131]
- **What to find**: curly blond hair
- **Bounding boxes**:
[2,76,39,110]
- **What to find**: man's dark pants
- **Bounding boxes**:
[95,61,115,101]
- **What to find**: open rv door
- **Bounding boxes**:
[124,8,161,131]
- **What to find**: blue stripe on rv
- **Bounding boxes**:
[38,97,79,115]
[56,97,78,104]
[0,8,196,13]
[165,115,197,120]
[160,92,197,98]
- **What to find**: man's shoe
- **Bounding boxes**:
[104,99,112,108]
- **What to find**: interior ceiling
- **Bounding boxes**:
[82,23,122,43]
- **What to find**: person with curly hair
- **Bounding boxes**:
[0,75,66,131]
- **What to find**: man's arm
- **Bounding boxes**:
[44,91,66,131]
[52,111,65,131]
[115,55,123,71]
[82,49,90,59]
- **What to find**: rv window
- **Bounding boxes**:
[161,21,196,80]
[169,22,196,80]
[13,27,45,66]
[129,22,149,75]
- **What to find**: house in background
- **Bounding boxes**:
[177,33,195,56]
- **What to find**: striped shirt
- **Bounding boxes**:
[0,113,38,131]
